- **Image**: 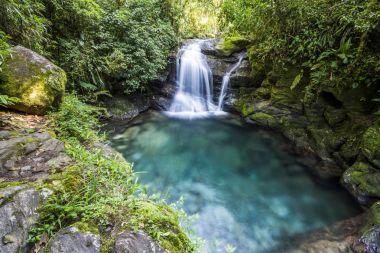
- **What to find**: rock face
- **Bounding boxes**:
[0,185,41,253]
[0,46,67,115]
[225,43,380,250]
[103,95,151,121]
[46,227,101,253]
[0,130,72,182]
[114,230,168,253]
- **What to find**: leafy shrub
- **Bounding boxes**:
[48,94,102,142]
[220,0,380,101]
[0,0,49,53]
[0,31,10,71]
[0,95,20,107]
[44,0,177,94]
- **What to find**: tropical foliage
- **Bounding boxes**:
[219,0,380,102]
[0,0,178,94]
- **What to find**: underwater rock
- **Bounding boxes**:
[0,46,67,115]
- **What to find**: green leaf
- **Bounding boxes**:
[290,71,304,90]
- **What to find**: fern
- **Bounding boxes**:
[0,95,20,107]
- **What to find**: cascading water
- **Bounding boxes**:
[217,53,246,111]
[168,40,246,117]
[168,40,218,117]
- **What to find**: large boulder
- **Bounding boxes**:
[0,185,41,253]
[46,226,101,253]
[0,46,66,115]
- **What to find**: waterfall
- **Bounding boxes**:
[217,54,245,111]
[168,40,217,117]
[167,40,245,118]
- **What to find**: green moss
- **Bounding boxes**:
[216,35,251,56]
[363,201,380,232]
[361,125,380,167]
[0,46,67,115]
[249,112,277,128]
[361,201,380,247]
[100,236,116,253]
[128,201,194,253]
[343,162,380,199]
[71,221,99,235]
[0,181,26,190]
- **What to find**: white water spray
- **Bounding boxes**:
[217,54,245,111]
[167,40,245,118]
[168,41,217,117]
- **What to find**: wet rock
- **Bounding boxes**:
[342,162,380,206]
[0,46,67,115]
[230,60,255,88]
[46,227,101,253]
[114,230,168,253]
[0,185,41,253]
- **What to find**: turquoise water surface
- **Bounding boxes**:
[109,111,360,253]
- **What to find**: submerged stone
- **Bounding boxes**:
[0,46,67,115]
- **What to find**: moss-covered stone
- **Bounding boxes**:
[359,201,380,252]
[342,162,380,206]
[216,35,251,56]
[71,221,99,235]
[0,46,67,115]
[361,125,380,168]
[249,112,277,128]
[128,201,194,253]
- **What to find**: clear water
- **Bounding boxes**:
[109,111,361,253]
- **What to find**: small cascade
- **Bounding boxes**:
[217,54,245,111]
[168,40,217,117]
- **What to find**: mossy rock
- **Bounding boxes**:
[342,162,380,206]
[216,35,251,57]
[129,201,194,253]
[0,46,67,115]
[361,125,380,168]
[359,201,380,252]
[249,112,277,128]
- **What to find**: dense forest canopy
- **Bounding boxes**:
[0,0,379,105]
